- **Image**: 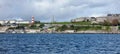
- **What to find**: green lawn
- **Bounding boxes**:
[51,22,91,25]
[76,26,102,31]
[72,22,91,25]
[19,24,29,26]
[56,25,102,31]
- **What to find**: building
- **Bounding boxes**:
[107,14,120,24]
[90,17,96,21]
[0,20,30,26]
[0,20,16,25]
[0,20,5,25]
[91,16,107,24]
[71,17,90,22]
[95,17,107,23]
[31,16,35,25]
[16,21,30,24]
[107,14,120,17]
[71,14,120,25]
[9,20,16,24]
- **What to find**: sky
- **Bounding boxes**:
[0,0,120,22]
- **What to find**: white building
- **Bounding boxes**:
[0,20,30,25]
[0,20,5,25]
[16,21,30,24]
[9,20,16,24]
[0,20,16,25]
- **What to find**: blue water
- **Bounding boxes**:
[0,34,120,54]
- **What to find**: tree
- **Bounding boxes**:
[0,24,2,26]
[70,25,74,30]
[119,26,120,30]
[16,25,25,29]
[39,24,45,28]
[74,26,79,31]
[29,24,38,29]
[35,21,40,24]
[60,25,68,31]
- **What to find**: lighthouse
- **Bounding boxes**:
[31,16,35,25]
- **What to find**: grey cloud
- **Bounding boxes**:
[0,0,120,22]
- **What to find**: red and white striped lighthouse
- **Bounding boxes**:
[31,16,34,24]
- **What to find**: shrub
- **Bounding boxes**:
[112,19,119,26]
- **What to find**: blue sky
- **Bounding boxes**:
[0,0,120,22]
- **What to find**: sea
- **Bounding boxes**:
[0,34,120,54]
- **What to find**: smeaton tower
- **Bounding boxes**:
[30,16,35,25]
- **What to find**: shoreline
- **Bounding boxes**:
[0,32,120,34]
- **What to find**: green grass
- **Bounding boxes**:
[76,26,102,31]
[72,22,91,25]
[51,22,91,25]
[52,22,71,24]
[19,24,29,26]
[56,25,102,31]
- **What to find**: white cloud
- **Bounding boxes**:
[0,0,120,22]
[34,1,51,10]
[91,13,107,17]
[11,17,24,21]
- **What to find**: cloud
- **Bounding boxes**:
[0,0,120,22]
